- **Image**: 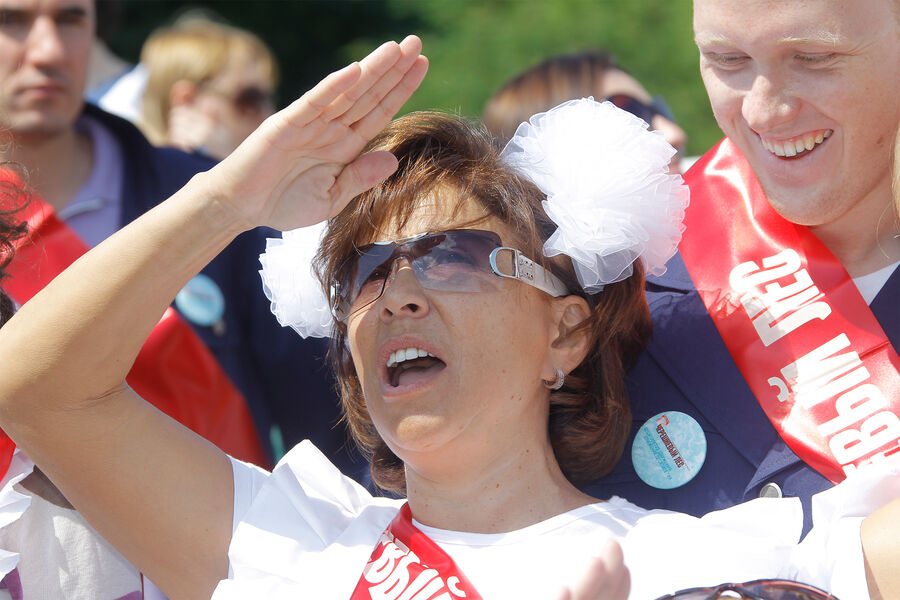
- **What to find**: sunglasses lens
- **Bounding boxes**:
[606,94,656,125]
[412,232,500,292]
[334,230,503,320]
[234,87,273,114]
[743,582,836,600]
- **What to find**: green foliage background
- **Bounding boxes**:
[107,0,721,155]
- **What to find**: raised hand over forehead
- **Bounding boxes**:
[200,35,428,234]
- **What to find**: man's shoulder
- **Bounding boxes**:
[83,103,214,178]
[82,103,214,215]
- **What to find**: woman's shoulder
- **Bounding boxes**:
[231,440,401,538]
[221,442,403,599]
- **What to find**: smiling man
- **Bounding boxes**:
[584,0,900,534]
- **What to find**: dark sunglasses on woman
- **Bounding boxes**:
[329,229,570,322]
[655,579,840,600]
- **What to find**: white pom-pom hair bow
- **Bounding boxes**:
[259,98,690,337]
[501,97,689,293]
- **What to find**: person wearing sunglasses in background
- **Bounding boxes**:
[138,11,278,161]
[482,49,688,174]
[1,32,899,600]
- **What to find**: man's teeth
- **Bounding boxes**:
[761,130,831,157]
[387,347,436,368]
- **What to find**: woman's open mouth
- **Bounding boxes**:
[386,347,447,388]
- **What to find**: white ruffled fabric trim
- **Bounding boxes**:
[259,221,333,339]
[0,449,35,579]
[501,97,690,293]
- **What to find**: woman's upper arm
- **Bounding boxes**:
[12,383,236,600]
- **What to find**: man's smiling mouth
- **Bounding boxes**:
[760,129,832,159]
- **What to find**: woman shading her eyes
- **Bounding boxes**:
[0,36,896,600]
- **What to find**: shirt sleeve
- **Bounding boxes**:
[229,454,272,536]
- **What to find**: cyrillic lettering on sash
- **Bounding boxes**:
[351,504,481,600]
[680,139,900,482]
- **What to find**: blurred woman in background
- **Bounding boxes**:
[139,13,278,159]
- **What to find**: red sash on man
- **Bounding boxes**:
[0,172,268,477]
[680,139,900,483]
[351,503,481,600]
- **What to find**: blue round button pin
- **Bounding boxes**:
[175,274,225,327]
[632,411,706,489]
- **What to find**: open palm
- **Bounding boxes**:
[206,35,428,232]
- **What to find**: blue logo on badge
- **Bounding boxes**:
[632,411,706,489]
[175,274,225,327]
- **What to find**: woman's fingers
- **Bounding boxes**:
[330,150,400,209]
[265,36,424,157]
[279,61,364,130]
[352,54,429,141]
[557,540,630,600]
[205,35,426,231]
[318,39,405,123]
[331,35,424,126]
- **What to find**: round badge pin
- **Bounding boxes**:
[175,274,226,327]
[632,411,706,489]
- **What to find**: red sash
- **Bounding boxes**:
[680,139,900,483]
[0,172,268,477]
[351,504,481,600]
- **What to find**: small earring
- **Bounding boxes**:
[543,367,565,391]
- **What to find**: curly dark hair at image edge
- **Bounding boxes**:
[315,112,652,494]
[0,170,29,328]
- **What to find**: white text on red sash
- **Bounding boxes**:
[730,249,900,476]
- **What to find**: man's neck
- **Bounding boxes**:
[2,126,94,212]
[809,185,900,279]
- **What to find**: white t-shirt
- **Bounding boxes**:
[214,441,899,600]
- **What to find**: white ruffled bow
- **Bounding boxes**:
[501,97,689,293]
[258,221,333,339]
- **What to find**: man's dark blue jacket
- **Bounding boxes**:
[582,250,900,533]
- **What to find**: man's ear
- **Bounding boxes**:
[547,295,592,375]
[169,79,199,107]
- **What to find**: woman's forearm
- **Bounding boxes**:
[0,36,427,598]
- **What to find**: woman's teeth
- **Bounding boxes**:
[387,347,435,368]
[761,130,832,158]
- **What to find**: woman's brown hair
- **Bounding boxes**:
[315,112,651,494]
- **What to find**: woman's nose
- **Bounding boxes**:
[378,258,431,322]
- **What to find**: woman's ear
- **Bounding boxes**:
[169,79,199,108]
[547,295,592,375]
